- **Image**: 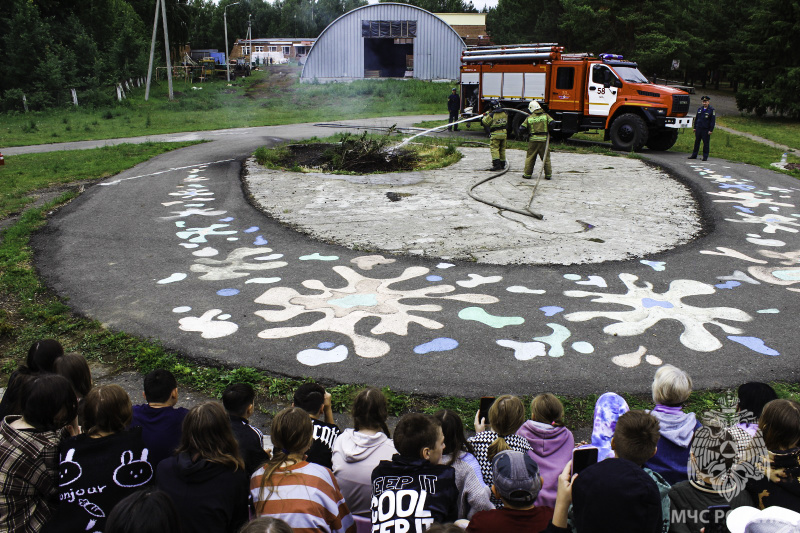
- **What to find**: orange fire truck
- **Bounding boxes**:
[460,44,693,151]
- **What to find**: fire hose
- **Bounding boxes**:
[466,107,548,220]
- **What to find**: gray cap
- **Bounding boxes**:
[492,450,542,505]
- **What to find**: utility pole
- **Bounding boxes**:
[224,2,240,82]
[247,13,252,68]
[145,0,174,101]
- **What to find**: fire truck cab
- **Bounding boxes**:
[460,45,693,151]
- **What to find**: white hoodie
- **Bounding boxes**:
[331,429,397,516]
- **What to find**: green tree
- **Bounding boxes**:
[558,0,689,76]
[486,0,561,44]
[379,0,477,12]
[733,0,800,117]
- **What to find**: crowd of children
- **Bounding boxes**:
[2,340,800,533]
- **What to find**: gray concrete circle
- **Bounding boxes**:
[245,148,703,265]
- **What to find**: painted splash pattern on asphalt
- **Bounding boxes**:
[151,159,794,369]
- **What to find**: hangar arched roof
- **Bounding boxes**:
[301,3,465,82]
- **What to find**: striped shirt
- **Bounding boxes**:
[0,416,65,533]
[251,460,355,533]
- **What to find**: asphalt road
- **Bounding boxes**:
[28,119,800,397]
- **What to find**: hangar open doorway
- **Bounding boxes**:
[362,20,416,78]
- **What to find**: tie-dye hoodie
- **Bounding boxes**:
[517,420,574,508]
[589,392,630,461]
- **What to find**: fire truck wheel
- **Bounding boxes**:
[609,113,649,152]
[645,129,680,151]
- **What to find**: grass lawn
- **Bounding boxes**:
[668,127,800,176]
[0,69,449,147]
[0,142,202,219]
[718,115,800,151]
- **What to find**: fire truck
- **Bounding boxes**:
[459,44,693,151]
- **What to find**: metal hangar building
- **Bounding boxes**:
[300,3,465,82]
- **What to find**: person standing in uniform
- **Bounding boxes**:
[520,100,554,180]
[688,95,715,161]
[448,88,461,131]
[481,100,508,170]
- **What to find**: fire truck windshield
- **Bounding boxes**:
[611,66,649,84]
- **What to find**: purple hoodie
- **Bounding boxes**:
[516,420,575,508]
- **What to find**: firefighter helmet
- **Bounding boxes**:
[528,100,542,113]
[490,99,501,110]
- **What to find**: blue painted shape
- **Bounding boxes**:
[217,288,240,296]
[733,206,755,214]
[719,183,755,191]
[458,307,524,328]
[243,226,259,233]
[318,342,336,349]
[715,281,741,289]
[299,253,339,261]
[728,336,780,356]
[219,217,234,222]
[640,260,666,271]
[254,235,269,246]
[414,337,459,354]
[641,298,674,309]
[540,306,564,317]
[427,275,443,282]
[773,269,800,281]
[328,294,378,308]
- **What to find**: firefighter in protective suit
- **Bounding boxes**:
[520,100,554,180]
[481,99,508,170]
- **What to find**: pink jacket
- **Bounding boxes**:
[516,420,575,508]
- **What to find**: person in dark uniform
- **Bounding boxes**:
[689,95,716,161]
[447,88,460,131]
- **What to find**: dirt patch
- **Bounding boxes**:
[786,163,800,171]
[271,143,418,173]
[0,181,94,242]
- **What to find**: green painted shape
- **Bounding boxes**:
[328,294,378,308]
[458,307,524,328]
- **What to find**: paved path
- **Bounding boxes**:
[27,118,800,397]
[715,126,796,152]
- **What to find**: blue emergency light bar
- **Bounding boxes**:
[599,54,624,61]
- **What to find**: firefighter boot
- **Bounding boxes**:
[500,160,507,169]
[489,159,502,171]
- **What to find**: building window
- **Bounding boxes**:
[361,20,417,38]
[243,46,250,55]
[282,46,290,55]
[268,46,277,52]
[254,46,264,52]
[555,67,574,90]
